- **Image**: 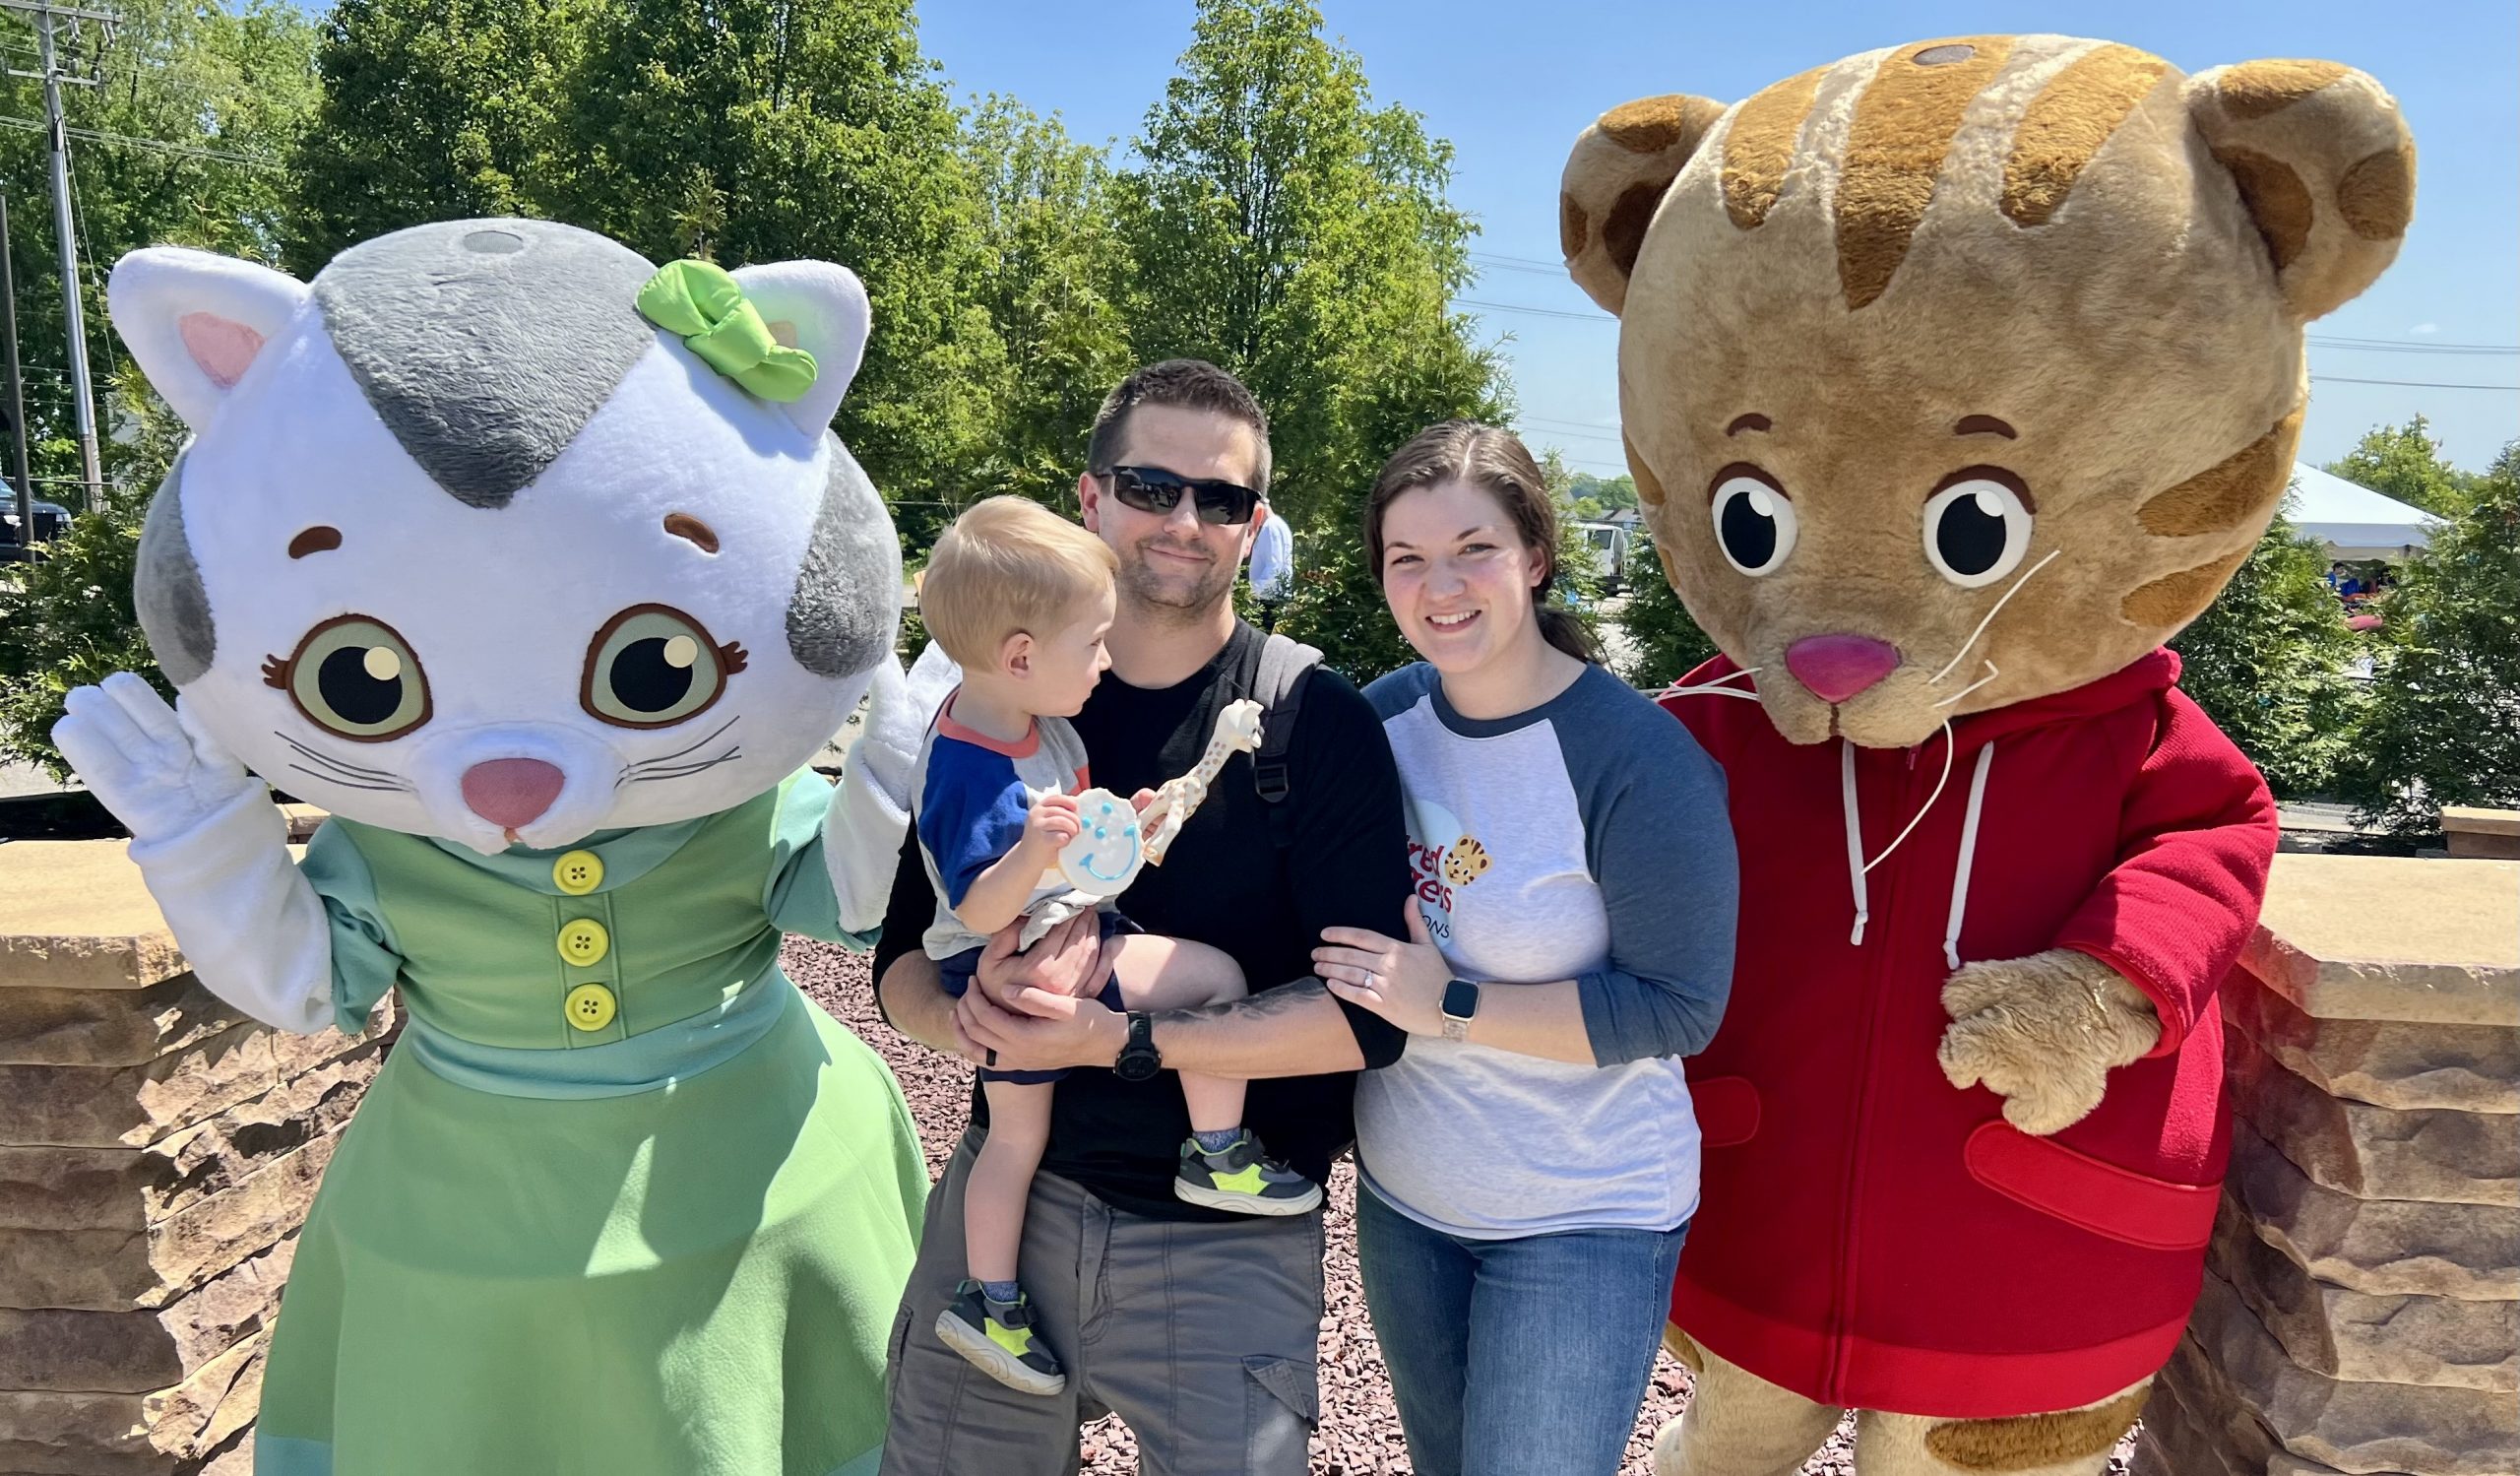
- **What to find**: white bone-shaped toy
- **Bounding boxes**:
[1055,699,1265,897]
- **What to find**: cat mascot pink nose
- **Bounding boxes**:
[461,758,565,828]
[1785,634,1901,703]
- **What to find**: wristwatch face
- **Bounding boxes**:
[1441,979,1480,1021]
[1114,1014,1160,1081]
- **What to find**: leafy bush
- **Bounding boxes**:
[1612,533,1720,690]
[2338,443,2520,838]
[2170,507,2366,798]
[0,500,165,780]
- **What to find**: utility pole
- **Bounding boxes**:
[32,0,102,512]
[0,191,32,547]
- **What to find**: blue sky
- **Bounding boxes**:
[916,0,2519,481]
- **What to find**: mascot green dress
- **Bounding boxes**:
[52,219,941,1476]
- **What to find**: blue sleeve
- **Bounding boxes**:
[1560,676,1739,1065]
[914,740,1035,910]
[1362,663,1438,724]
[297,821,407,1036]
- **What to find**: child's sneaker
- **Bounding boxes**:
[934,1280,1064,1395]
[1174,1130,1323,1215]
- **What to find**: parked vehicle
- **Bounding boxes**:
[0,498,67,560]
[1573,518,1631,592]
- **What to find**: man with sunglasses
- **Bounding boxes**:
[872,359,1410,1474]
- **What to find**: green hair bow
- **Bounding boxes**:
[635,259,818,404]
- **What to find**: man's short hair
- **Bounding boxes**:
[919,496,1118,669]
[1084,358,1274,496]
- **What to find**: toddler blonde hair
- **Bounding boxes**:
[919,496,1118,669]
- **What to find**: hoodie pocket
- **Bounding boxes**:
[1965,1122,2217,1251]
[1691,1076,1761,1148]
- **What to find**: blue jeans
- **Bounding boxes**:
[1355,1185,1688,1476]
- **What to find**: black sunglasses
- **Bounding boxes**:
[1100,465,1262,526]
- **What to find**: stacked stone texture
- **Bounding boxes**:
[2138,856,2519,1476]
[0,841,389,1475]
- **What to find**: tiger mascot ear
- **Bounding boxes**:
[1558,94,1730,316]
[2185,60,2414,322]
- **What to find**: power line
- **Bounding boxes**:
[2312,374,2518,393]
[1467,253,2520,357]
[0,113,284,170]
[1458,295,2518,390]
[2308,336,2516,356]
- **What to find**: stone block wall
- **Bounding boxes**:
[2137,855,2520,1476]
[0,841,390,1475]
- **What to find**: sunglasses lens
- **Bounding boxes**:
[1194,488,1253,525]
[1109,468,1255,526]
[1113,470,1182,514]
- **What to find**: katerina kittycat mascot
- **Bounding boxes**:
[52,219,944,1475]
[1553,38,2414,1475]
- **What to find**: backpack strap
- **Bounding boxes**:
[1247,633,1321,812]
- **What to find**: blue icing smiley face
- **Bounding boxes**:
[1057,787,1145,898]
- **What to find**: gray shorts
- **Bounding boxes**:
[879,1131,1326,1476]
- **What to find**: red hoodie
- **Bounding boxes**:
[1661,649,2276,1419]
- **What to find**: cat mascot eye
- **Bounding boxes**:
[1708,465,1798,577]
[1922,471,2034,588]
[581,604,740,728]
[270,614,432,740]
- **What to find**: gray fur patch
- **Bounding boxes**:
[134,456,214,685]
[787,438,901,678]
[310,219,659,508]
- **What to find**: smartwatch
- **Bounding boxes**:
[1439,979,1480,1043]
[1113,1010,1163,1082]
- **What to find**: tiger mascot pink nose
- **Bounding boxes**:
[461,758,565,828]
[1785,634,1900,703]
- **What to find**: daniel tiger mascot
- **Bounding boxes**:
[1555,38,2414,1476]
[51,219,948,1475]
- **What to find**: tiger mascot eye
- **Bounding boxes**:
[1555,36,2412,1475]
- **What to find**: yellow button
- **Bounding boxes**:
[552,850,603,895]
[556,918,610,967]
[564,983,617,1032]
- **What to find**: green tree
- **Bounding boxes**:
[285,0,579,271]
[1613,532,1721,690]
[0,0,316,504]
[1120,0,1509,678]
[0,0,319,771]
[2323,416,2477,518]
[546,0,1001,517]
[2169,504,2365,798]
[2338,442,2520,838]
[933,97,1135,545]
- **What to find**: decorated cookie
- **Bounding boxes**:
[1057,788,1146,897]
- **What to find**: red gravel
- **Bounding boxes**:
[787,939,2134,1475]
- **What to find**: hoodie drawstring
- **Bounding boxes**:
[1944,743,1996,970]
[1841,741,1868,945]
[1841,733,1996,963]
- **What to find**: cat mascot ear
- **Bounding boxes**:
[724,260,871,437]
[108,247,310,432]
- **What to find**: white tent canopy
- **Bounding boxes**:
[2287,463,2435,563]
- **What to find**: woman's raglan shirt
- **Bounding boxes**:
[1358,663,1738,1239]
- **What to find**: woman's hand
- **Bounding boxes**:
[1313,902,1453,1037]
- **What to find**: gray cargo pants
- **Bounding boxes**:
[878,1131,1325,1476]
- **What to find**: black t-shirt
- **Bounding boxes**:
[873,621,1411,1221]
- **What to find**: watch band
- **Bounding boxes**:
[1114,1010,1162,1081]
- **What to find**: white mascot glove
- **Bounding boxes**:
[53,672,259,841]
[51,673,340,1035]
[823,642,960,934]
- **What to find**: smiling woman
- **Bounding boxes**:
[1325,420,1738,1476]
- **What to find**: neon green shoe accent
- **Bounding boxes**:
[1209,1162,1270,1194]
[985,1317,1035,1357]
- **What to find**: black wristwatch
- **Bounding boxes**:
[1440,979,1480,1043]
[1113,1010,1163,1082]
